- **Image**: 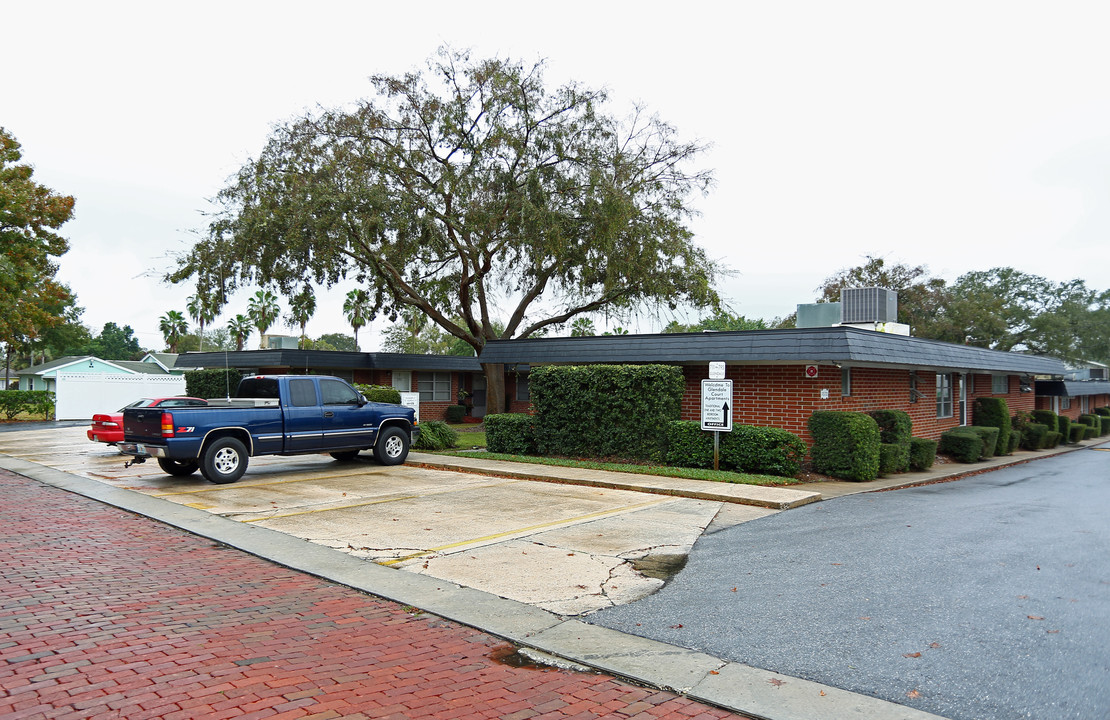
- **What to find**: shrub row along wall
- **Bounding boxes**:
[528,365,685,461]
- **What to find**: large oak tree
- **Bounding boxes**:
[171,48,721,412]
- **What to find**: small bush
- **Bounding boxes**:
[1079,414,1099,433]
[444,404,467,423]
[1067,423,1085,443]
[909,437,937,471]
[720,425,808,477]
[1094,407,1110,417]
[412,420,458,451]
[869,410,913,446]
[356,384,402,404]
[665,421,713,469]
[1084,425,1097,439]
[485,413,536,455]
[1021,423,1049,450]
[973,398,1012,455]
[965,426,1000,458]
[1044,431,1062,448]
[1100,417,1110,436]
[1058,416,1072,443]
[808,411,881,482]
[0,390,56,419]
[939,430,982,463]
[878,442,910,476]
[1030,409,1058,434]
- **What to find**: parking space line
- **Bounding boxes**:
[147,470,418,497]
[241,495,420,521]
[379,498,669,566]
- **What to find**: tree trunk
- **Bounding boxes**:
[482,362,506,416]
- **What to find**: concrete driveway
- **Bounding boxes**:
[0,426,777,615]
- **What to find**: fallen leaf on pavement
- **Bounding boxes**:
[903,652,922,658]
[907,690,922,699]
[1028,615,1045,620]
[768,678,785,687]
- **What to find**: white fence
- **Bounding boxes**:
[55,373,188,420]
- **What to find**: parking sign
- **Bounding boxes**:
[700,379,733,432]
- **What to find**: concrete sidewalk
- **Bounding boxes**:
[1,448,953,720]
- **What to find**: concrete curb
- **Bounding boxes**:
[0,453,947,720]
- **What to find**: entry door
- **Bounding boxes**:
[471,375,487,418]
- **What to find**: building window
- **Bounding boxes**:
[936,373,953,418]
[1061,396,1071,410]
[516,374,530,402]
[392,371,412,393]
[418,372,451,402]
[992,375,1008,394]
[841,367,851,397]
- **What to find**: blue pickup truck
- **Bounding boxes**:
[119,375,419,484]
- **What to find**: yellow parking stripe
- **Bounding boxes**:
[379,498,667,566]
[241,495,419,522]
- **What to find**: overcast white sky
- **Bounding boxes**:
[6,1,1110,351]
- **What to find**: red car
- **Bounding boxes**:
[88,397,208,445]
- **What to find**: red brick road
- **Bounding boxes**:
[0,469,744,720]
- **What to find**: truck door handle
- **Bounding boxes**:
[324,411,334,418]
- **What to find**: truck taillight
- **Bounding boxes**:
[161,412,175,438]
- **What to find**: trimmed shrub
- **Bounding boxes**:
[665,421,714,469]
[185,368,244,398]
[1068,424,1086,443]
[909,437,937,471]
[1101,417,1110,436]
[1030,409,1058,434]
[444,404,467,423]
[529,365,684,461]
[485,413,535,455]
[1084,425,1097,439]
[358,384,402,404]
[1059,416,1072,443]
[964,426,1000,458]
[1044,431,1062,448]
[1079,414,1099,434]
[1021,423,1049,450]
[939,430,982,463]
[1094,407,1110,417]
[720,425,808,477]
[0,390,55,419]
[869,410,913,446]
[808,411,881,482]
[412,420,458,451]
[973,398,1012,455]
[878,442,910,476]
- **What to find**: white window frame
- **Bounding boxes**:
[841,367,851,397]
[391,370,412,393]
[992,374,1008,394]
[936,373,953,418]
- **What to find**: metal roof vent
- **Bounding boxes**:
[840,288,898,324]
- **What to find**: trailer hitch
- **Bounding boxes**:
[124,456,147,469]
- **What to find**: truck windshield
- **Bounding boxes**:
[236,378,280,399]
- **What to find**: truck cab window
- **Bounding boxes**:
[289,379,318,407]
[321,379,361,405]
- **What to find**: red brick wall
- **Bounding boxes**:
[680,365,1035,445]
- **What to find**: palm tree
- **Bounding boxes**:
[343,289,371,351]
[186,293,219,352]
[158,310,188,353]
[247,289,280,348]
[285,289,316,349]
[228,314,252,351]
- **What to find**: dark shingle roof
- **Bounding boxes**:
[1037,380,1110,397]
[478,327,1068,375]
[175,350,481,372]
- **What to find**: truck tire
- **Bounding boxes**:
[330,450,361,462]
[374,426,410,465]
[201,437,248,484]
[157,458,199,477]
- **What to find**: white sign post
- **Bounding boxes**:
[701,377,733,470]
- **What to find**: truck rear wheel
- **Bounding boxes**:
[157,458,199,477]
[374,426,410,465]
[201,437,248,484]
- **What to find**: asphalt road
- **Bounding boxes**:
[588,445,1110,720]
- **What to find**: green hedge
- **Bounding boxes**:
[720,425,808,477]
[1095,407,1110,417]
[1059,416,1072,443]
[485,413,535,454]
[808,411,880,482]
[1044,431,1062,448]
[1069,424,1087,443]
[909,437,937,471]
[356,384,402,404]
[412,420,458,450]
[1030,409,1058,434]
[665,421,713,468]
[965,426,1000,458]
[185,369,244,398]
[1021,423,1049,450]
[0,390,55,419]
[879,442,910,475]
[529,365,684,460]
[972,398,1012,455]
[444,404,467,423]
[939,430,982,463]
[869,410,913,446]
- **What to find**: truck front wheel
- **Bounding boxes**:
[201,437,248,484]
[374,426,410,466]
[157,458,199,477]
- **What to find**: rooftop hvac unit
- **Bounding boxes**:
[840,288,898,324]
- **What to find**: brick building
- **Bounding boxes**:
[1034,380,1110,422]
[478,327,1070,445]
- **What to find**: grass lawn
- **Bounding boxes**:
[428,448,801,486]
